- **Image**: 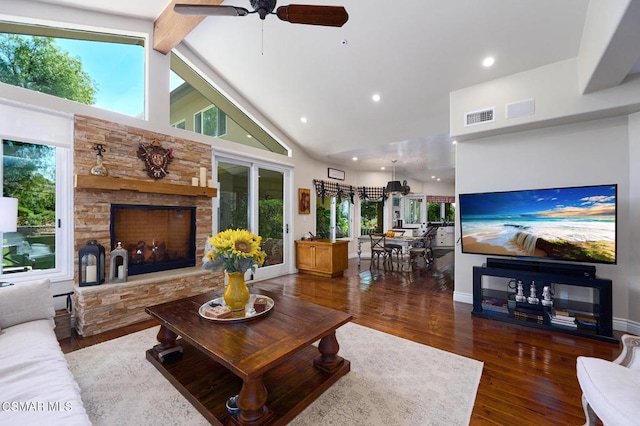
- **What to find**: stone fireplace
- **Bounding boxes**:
[73,115,223,336]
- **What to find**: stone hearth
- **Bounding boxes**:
[74,268,223,336]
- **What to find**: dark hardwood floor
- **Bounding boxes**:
[62,249,621,425]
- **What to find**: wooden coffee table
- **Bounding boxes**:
[145,289,352,425]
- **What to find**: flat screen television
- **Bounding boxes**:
[458,184,617,264]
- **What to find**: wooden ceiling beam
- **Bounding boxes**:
[153,0,223,54]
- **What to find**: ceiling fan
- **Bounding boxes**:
[401,180,411,196]
[174,1,349,27]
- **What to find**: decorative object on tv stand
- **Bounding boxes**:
[202,229,267,312]
[385,160,402,194]
[137,138,173,180]
[541,285,553,307]
[515,280,526,302]
[79,240,105,287]
[90,144,108,177]
[527,281,539,305]
[0,197,18,282]
[109,241,128,283]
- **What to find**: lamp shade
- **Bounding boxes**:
[386,180,403,193]
[0,197,18,233]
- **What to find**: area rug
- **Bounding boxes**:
[65,323,483,425]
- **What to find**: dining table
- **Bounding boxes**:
[357,235,421,270]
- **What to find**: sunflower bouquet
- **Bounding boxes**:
[203,229,266,273]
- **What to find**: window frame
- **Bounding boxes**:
[170,52,289,155]
[0,20,146,118]
[316,195,353,241]
[0,101,74,283]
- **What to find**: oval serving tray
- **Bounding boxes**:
[198,294,274,323]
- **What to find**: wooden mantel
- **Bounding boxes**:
[74,174,217,198]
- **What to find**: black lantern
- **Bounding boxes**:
[79,240,105,286]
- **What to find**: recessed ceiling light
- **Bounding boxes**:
[452,140,457,145]
[300,117,308,123]
[372,93,381,102]
[381,166,386,170]
[247,134,252,138]
[482,56,495,67]
[437,178,441,181]
[431,175,436,179]
[352,157,358,161]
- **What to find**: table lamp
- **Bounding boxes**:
[0,197,18,284]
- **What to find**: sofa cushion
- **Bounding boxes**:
[576,356,640,426]
[0,319,90,424]
[0,278,55,329]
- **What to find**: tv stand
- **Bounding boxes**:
[472,262,617,343]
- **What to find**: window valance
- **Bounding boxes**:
[313,179,389,204]
[427,195,455,203]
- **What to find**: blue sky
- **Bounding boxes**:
[55,38,145,117]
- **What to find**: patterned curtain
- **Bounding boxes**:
[312,180,390,204]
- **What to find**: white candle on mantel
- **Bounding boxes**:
[191,177,199,186]
[199,167,207,187]
[207,179,214,188]
[86,265,97,282]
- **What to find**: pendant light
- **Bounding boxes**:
[386,160,402,194]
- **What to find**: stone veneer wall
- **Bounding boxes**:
[73,115,223,336]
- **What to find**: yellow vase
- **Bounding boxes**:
[223,271,249,312]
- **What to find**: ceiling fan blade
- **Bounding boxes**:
[173,5,250,17]
[276,5,348,27]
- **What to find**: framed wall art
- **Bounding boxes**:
[298,188,311,214]
[328,168,345,180]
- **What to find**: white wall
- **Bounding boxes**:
[454,115,639,331]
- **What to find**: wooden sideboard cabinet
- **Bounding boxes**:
[295,239,349,277]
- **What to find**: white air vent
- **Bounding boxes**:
[506,98,535,119]
[464,107,495,127]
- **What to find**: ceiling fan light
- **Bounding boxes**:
[386,180,403,193]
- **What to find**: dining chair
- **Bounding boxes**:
[369,233,393,270]
[409,226,437,268]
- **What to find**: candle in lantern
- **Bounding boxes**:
[118,265,124,278]
[86,265,97,282]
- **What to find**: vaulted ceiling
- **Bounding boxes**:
[27,1,639,183]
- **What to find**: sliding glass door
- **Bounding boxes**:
[216,158,290,280]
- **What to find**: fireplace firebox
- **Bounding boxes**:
[110,204,196,276]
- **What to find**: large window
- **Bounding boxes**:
[360,200,383,235]
[316,197,351,240]
[428,202,456,223]
[2,139,70,279]
[0,22,145,117]
[170,53,288,155]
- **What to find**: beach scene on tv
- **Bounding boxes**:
[459,185,616,264]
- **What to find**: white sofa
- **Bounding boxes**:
[576,334,640,426]
[0,278,91,425]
